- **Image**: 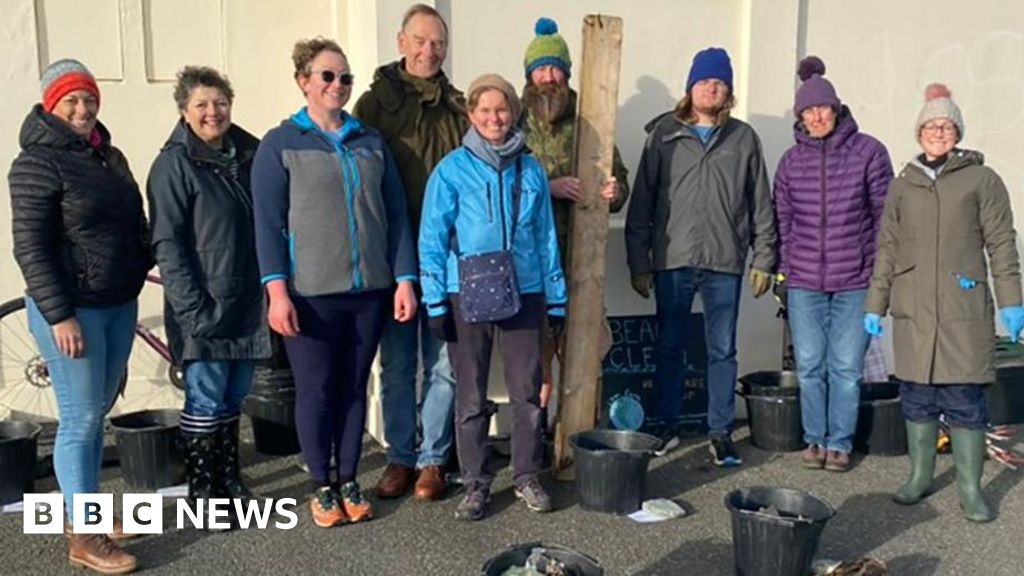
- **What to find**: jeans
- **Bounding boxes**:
[26,297,137,520]
[899,380,988,429]
[378,311,456,468]
[654,267,742,437]
[788,288,870,453]
[180,360,256,434]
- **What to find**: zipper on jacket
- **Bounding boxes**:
[486,183,494,223]
[930,181,940,379]
[818,141,828,291]
[498,169,507,249]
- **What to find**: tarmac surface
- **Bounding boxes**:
[2,422,1024,575]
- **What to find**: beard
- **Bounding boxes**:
[522,81,574,125]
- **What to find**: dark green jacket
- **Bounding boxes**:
[352,60,469,235]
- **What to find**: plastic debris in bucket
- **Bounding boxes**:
[110,409,185,491]
[725,486,835,576]
[481,543,602,576]
[854,381,907,456]
[569,429,660,515]
[0,420,42,505]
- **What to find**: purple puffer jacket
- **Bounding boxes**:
[774,107,893,292]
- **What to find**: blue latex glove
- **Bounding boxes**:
[1001,306,1024,343]
[956,274,977,291]
[864,313,884,337]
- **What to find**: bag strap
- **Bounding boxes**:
[450,156,524,256]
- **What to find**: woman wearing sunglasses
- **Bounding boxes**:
[252,37,418,528]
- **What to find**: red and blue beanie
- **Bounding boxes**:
[41,59,100,112]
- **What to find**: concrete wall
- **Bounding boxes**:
[1,1,1022,425]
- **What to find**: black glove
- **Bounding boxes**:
[547,315,565,340]
[429,313,457,343]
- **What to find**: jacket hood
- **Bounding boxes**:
[901,148,985,186]
[18,103,111,152]
[792,105,859,148]
[369,60,465,114]
[161,119,259,164]
[284,108,364,143]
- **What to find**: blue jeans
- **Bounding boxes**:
[788,288,870,453]
[26,297,137,520]
[378,311,455,468]
[654,267,742,437]
[180,360,255,434]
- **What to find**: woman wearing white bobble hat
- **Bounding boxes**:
[864,83,1024,523]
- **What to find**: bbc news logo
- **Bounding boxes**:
[23,494,299,534]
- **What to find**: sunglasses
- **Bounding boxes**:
[313,69,354,86]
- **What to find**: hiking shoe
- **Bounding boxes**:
[514,478,553,513]
[339,481,374,523]
[309,486,346,528]
[824,450,851,473]
[652,426,681,457]
[802,444,826,469]
[709,435,742,467]
[454,486,490,521]
[67,532,137,575]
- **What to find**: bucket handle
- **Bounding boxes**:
[737,507,814,529]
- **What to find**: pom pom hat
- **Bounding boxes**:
[524,17,571,79]
[915,83,964,141]
[793,55,840,116]
[41,58,100,113]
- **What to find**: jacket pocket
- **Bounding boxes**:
[889,256,916,319]
[946,260,991,321]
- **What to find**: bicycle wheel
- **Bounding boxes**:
[0,297,59,422]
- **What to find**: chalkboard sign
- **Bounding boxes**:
[601,314,708,433]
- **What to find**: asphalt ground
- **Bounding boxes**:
[2,422,1023,575]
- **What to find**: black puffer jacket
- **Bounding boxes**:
[146,120,270,362]
[8,105,152,325]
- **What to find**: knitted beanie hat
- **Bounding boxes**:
[41,59,100,112]
[467,73,522,123]
[793,56,840,115]
[686,47,733,93]
[524,18,571,79]
[915,83,964,141]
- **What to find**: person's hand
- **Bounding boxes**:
[749,268,771,298]
[1000,306,1024,343]
[772,273,788,309]
[550,176,582,202]
[864,313,884,337]
[393,280,418,322]
[52,317,84,358]
[547,315,565,340]
[428,312,457,343]
[265,280,300,337]
[599,177,618,202]
[631,273,653,299]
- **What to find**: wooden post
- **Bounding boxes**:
[552,14,623,479]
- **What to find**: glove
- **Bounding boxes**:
[547,315,565,340]
[1000,306,1024,343]
[863,313,884,337]
[749,268,771,298]
[630,273,653,299]
[429,313,457,343]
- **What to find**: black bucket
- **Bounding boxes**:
[248,366,296,399]
[569,429,660,515]
[0,420,42,505]
[854,381,907,456]
[739,371,800,397]
[250,416,301,456]
[482,543,603,575]
[725,486,835,576]
[743,394,804,452]
[988,340,1024,425]
[109,409,185,490]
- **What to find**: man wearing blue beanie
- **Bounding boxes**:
[626,46,776,467]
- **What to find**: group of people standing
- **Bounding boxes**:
[7,3,1024,575]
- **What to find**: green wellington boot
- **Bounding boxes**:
[949,428,994,523]
[893,420,939,505]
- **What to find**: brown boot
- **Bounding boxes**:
[108,515,138,541]
[67,532,138,575]
[375,463,416,498]
[413,465,446,501]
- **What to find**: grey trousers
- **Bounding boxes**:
[449,293,545,488]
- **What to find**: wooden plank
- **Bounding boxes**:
[552,14,624,479]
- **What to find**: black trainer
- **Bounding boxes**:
[652,425,681,457]
[709,435,742,467]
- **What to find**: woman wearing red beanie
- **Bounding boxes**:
[8,58,151,574]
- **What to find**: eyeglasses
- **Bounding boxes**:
[312,69,354,86]
[921,123,957,136]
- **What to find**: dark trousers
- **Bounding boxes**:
[899,380,989,430]
[283,290,389,487]
[449,293,545,488]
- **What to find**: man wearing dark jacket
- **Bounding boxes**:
[352,3,469,502]
[625,47,777,466]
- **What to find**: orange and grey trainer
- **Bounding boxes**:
[339,481,374,523]
[309,486,346,528]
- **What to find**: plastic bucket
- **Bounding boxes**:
[739,371,800,397]
[854,381,907,456]
[569,429,660,515]
[0,420,42,505]
[248,366,296,399]
[744,394,804,452]
[250,416,301,456]
[725,486,835,576]
[109,409,185,490]
[482,543,603,575]
[988,340,1024,425]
